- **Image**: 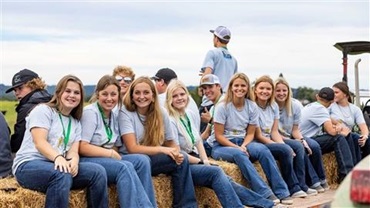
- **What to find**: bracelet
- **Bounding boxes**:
[54,154,63,162]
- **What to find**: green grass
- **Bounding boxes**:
[0,101,17,134]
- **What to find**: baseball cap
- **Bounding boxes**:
[210,26,231,42]
[318,87,334,101]
[6,69,39,93]
[151,68,177,83]
[200,74,220,86]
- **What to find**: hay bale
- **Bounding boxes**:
[0,152,339,207]
[322,152,339,188]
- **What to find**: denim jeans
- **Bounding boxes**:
[247,141,291,199]
[15,160,108,208]
[121,154,156,207]
[80,157,153,208]
[313,134,354,182]
[190,164,243,208]
[190,164,274,208]
[203,141,213,157]
[305,137,326,184]
[212,138,288,199]
[264,142,302,195]
[149,152,197,208]
[345,133,361,165]
[283,139,312,192]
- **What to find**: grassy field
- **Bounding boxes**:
[0,101,17,134]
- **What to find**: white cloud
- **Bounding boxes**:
[1,1,369,91]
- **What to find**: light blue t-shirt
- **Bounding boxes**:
[207,99,258,146]
[329,102,365,129]
[117,105,175,154]
[170,109,201,154]
[80,102,120,149]
[279,99,303,137]
[256,102,279,138]
[299,102,330,138]
[202,47,238,91]
[12,104,81,174]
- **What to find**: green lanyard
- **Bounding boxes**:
[58,113,71,153]
[97,103,113,144]
[179,113,195,145]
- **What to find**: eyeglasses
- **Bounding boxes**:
[115,76,132,84]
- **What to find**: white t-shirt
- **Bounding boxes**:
[12,104,81,174]
[207,99,258,146]
[80,102,120,149]
[299,102,330,138]
[170,109,201,154]
[117,105,175,154]
[329,102,365,129]
[256,102,279,138]
[279,99,302,137]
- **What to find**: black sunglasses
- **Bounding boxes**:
[115,76,132,84]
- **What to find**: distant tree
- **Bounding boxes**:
[188,87,202,107]
[296,86,316,103]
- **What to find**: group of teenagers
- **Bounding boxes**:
[0,25,369,208]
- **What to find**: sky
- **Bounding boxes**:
[1,0,369,91]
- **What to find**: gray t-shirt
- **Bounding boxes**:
[256,102,279,138]
[12,104,81,174]
[160,92,200,127]
[202,47,238,91]
[80,102,120,149]
[329,102,365,129]
[299,102,330,138]
[279,99,302,137]
[208,99,258,146]
[170,109,201,154]
[118,105,175,154]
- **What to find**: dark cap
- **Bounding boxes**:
[318,87,334,101]
[6,69,39,93]
[151,68,177,83]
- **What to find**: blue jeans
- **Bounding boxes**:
[313,134,354,182]
[203,141,213,157]
[15,160,108,208]
[284,139,312,192]
[121,154,156,207]
[247,141,290,199]
[345,133,361,165]
[305,137,326,184]
[190,164,273,208]
[80,157,153,208]
[264,142,302,195]
[149,152,197,208]
[212,138,287,199]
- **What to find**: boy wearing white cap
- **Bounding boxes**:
[200,26,238,92]
[199,26,238,133]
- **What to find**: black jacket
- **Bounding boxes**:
[11,89,52,153]
[0,112,12,177]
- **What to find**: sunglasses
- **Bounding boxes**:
[115,76,132,84]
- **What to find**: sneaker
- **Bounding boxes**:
[321,181,330,191]
[280,196,293,205]
[291,190,308,198]
[306,188,318,196]
[268,194,280,205]
[310,184,325,193]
